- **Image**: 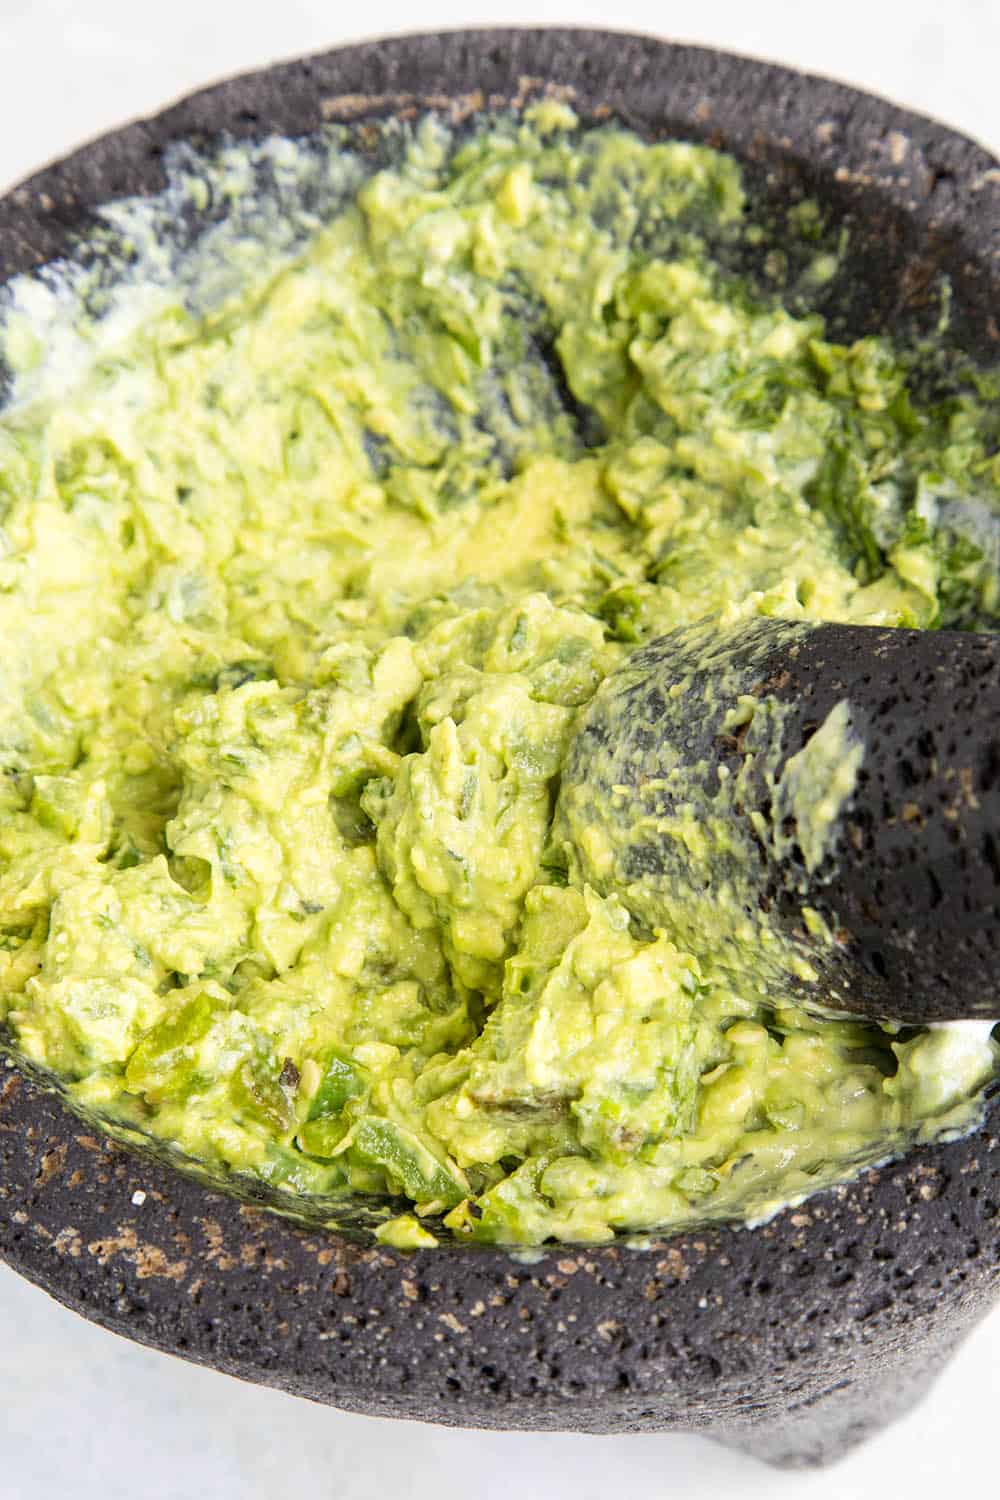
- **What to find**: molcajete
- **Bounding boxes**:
[1,29,999,1469]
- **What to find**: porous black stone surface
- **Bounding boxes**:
[565,621,1000,1025]
[1,30,999,1469]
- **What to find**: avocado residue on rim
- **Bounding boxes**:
[1,106,998,1247]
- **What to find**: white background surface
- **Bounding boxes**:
[1,3,999,1496]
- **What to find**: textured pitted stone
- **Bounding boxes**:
[1,30,999,1469]
[563,622,1000,1023]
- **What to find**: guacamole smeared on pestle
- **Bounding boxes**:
[1,108,999,1247]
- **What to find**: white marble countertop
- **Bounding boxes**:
[1,4,999,1496]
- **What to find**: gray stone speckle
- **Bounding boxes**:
[1,28,1000,1471]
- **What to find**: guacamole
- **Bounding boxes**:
[1,108,998,1247]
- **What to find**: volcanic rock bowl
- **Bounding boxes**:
[2,29,1000,1471]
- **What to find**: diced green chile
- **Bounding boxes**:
[124,995,221,1104]
[347,1119,466,1207]
[307,1051,370,1120]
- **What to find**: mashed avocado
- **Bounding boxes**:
[1,109,998,1247]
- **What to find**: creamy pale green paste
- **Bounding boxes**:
[1,108,999,1247]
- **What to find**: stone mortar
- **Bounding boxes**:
[1,29,999,1470]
